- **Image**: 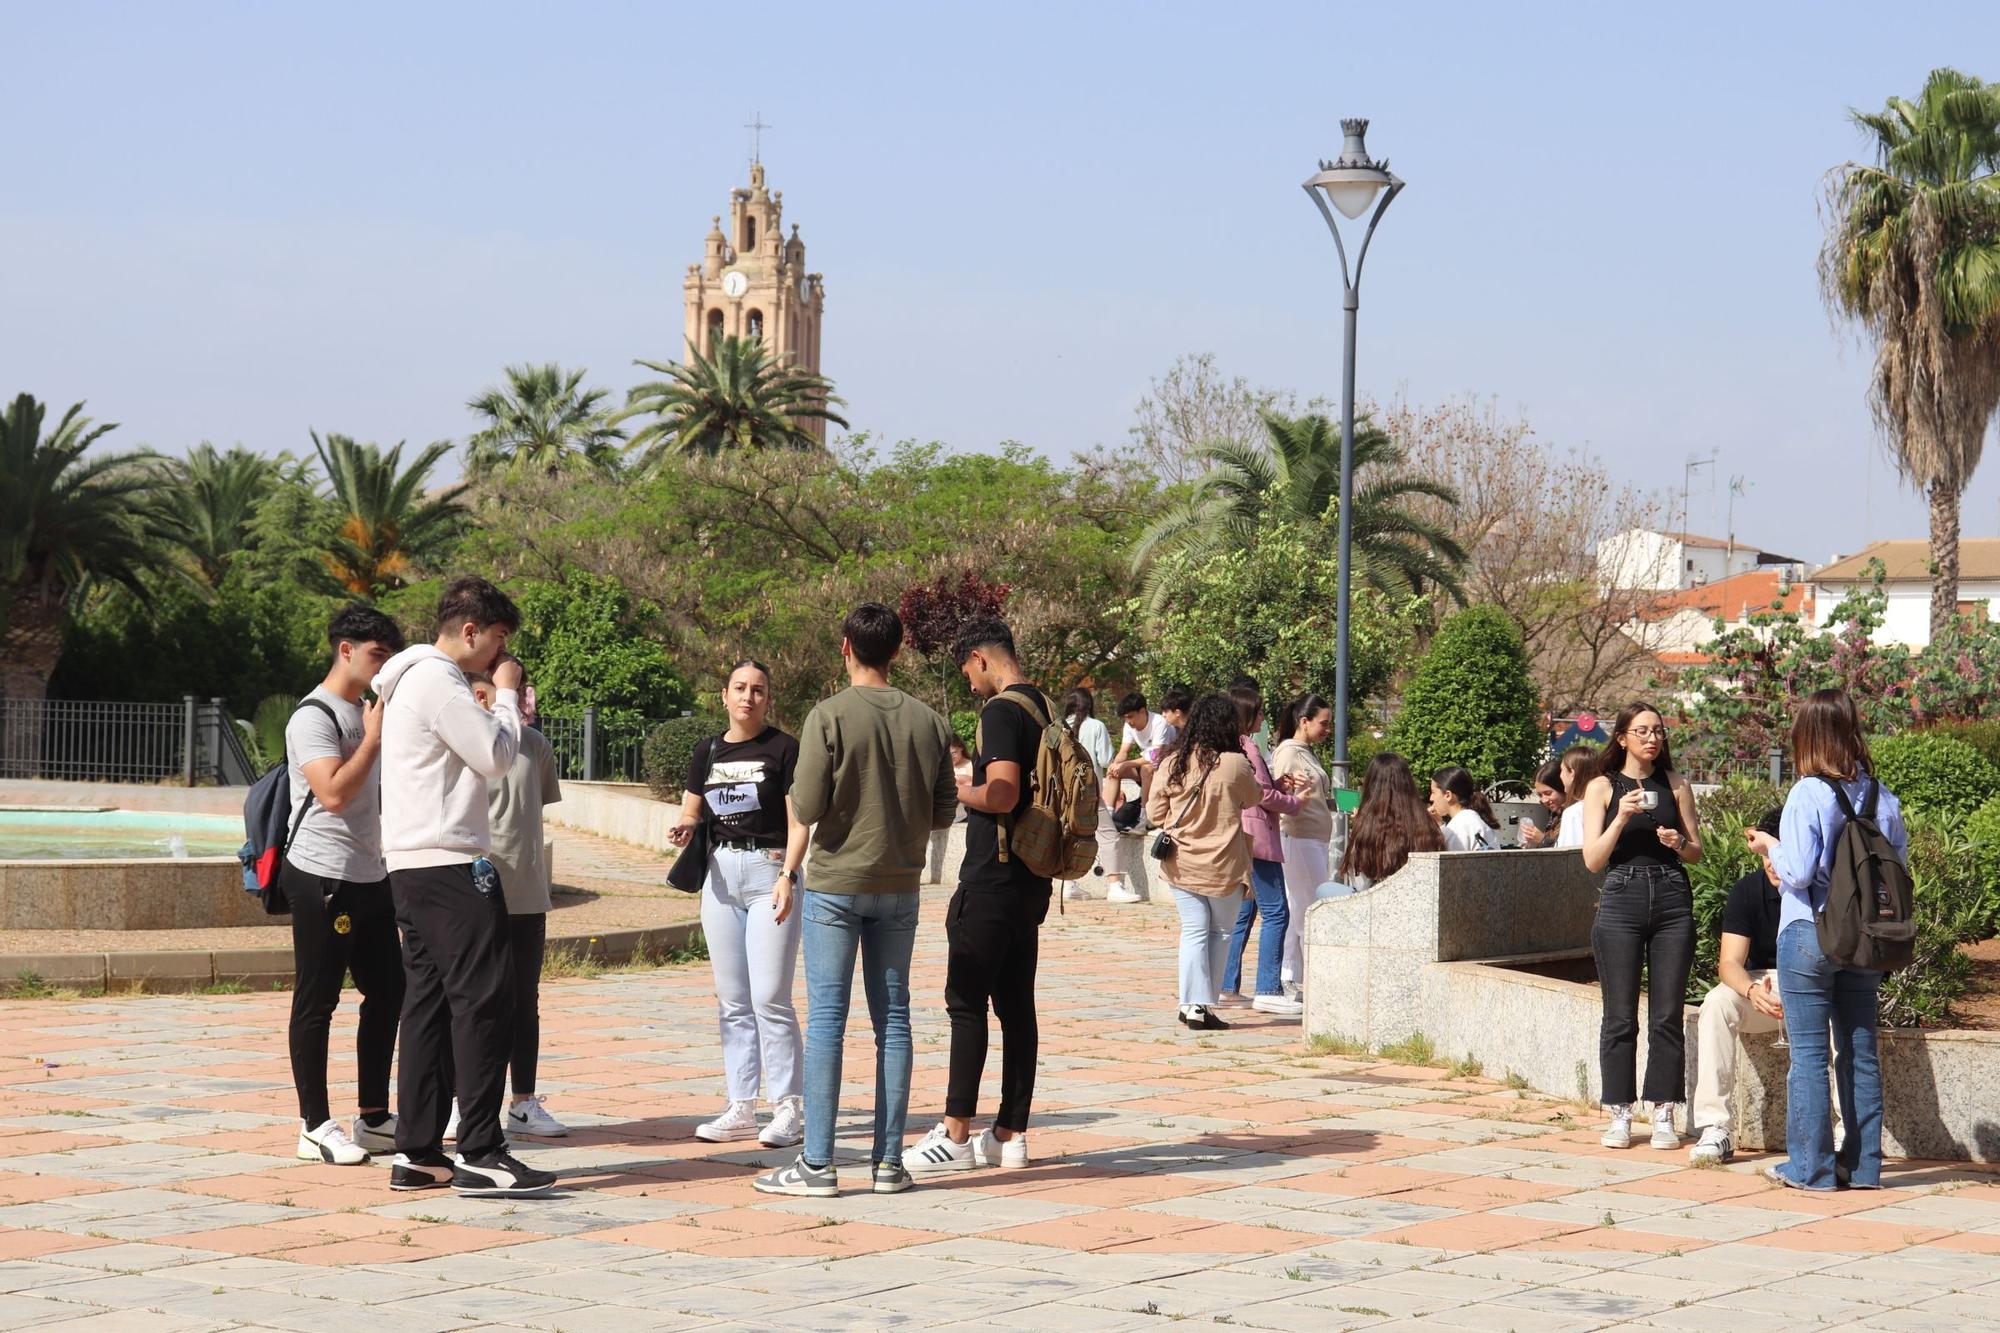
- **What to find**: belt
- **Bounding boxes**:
[716,838,779,853]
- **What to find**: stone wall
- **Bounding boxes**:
[0,857,265,930]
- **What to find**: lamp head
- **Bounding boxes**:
[1306,117,1395,219]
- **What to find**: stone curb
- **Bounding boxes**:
[0,920,705,995]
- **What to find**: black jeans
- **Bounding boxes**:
[284,865,403,1127]
[507,913,547,1096]
[943,885,1048,1132]
[1592,862,1696,1106]
[390,863,514,1159]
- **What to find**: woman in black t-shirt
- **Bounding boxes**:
[668,661,808,1148]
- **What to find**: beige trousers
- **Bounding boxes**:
[1691,973,1783,1132]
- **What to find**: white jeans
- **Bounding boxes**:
[1279,833,1330,987]
[1172,885,1240,1006]
[1692,970,1841,1138]
[700,845,803,1102]
[1098,794,1132,884]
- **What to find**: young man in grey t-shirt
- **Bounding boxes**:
[284,604,406,1166]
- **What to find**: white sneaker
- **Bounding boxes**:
[443,1098,460,1143]
[1690,1125,1735,1165]
[350,1113,396,1154]
[1601,1104,1633,1149]
[1251,994,1304,1016]
[973,1128,1028,1169]
[506,1096,569,1138]
[1282,980,1303,1001]
[695,1099,762,1143]
[298,1118,369,1165]
[902,1122,974,1175]
[1105,883,1143,904]
[759,1096,804,1148]
[1214,991,1251,1009]
[1063,882,1092,901]
[1650,1103,1680,1150]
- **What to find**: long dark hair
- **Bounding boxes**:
[1534,759,1568,806]
[1276,692,1330,744]
[1164,693,1241,790]
[1792,687,1871,780]
[1591,701,1675,784]
[1433,765,1499,829]
[1341,752,1447,882]
[1062,687,1095,738]
[1228,684,1264,737]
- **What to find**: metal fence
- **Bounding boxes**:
[540,709,668,784]
[0,696,256,785]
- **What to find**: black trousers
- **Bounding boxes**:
[285,865,403,1127]
[943,885,1048,1131]
[390,863,514,1159]
[507,913,547,1096]
[1592,862,1696,1106]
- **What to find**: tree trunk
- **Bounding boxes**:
[0,590,64,780]
[1930,480,1962,645]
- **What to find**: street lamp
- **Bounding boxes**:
[1304,117,1403,792]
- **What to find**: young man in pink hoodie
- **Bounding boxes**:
[371,577,554,1199]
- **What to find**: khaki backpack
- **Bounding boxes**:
[977,686,1100,882]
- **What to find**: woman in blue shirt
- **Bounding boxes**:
[1747,688,1907,1191]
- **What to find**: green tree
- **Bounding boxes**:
[1141,515,1422,724]
[464,362,625,480]
[1821,68,2000,641]
[1390,604,1542,786]
[1131,411,1466,612]
[613,334,849,467]
[312,432,468,598]
[153,444,278,587]
[510,574,689,749]
[0,394,161,709]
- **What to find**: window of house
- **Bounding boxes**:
[743,216,757,250]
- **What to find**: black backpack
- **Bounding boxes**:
[1813,776,1917,973]
[237,699,337,915]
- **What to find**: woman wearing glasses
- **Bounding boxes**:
[1581,703,1703,1153]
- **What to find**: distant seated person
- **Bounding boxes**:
[1690,808,1789,1165]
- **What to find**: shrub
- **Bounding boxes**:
[1686,782,1777,1003]
[950,710,978,752]
[1869,732,2000,823]
[1965,794,2000,894]
[512,574,689,748]
[642,714,724,798]
[1926,718,2000,772]
[1390,606,1541,787]
[1880,815,1998,1027]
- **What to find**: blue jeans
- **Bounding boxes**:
[801,889,919,1170]
[1222,858,1289,996]
[1172,886,1238,1006]
[1773,920,1883,1190]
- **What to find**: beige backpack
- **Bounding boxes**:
[977,687,1100,881]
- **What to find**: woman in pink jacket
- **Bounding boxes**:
[1218,684,1304,1015]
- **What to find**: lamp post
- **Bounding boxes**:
[1304,118,1403,792]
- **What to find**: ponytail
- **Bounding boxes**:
[1469,790,1499,829]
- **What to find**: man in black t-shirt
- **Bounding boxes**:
[903,616,1051,1177]
[1690,808,1786,1165]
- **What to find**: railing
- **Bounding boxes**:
[540,708,665,784]
[0,696,250,785]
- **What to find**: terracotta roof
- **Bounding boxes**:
[1814,538,2000,583]
[1657,650,1712,667]
[1637,569,1813,623]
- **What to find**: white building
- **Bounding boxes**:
[1597,529,1784,593]
[1811,539,2000,647]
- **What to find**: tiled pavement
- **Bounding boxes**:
[0,891,1995,1330]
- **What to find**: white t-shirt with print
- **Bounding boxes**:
[1121,711,1178,765]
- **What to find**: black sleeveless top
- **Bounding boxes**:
[1604,771,1683,870]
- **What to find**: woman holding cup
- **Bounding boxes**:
[1581,702,1703,1153]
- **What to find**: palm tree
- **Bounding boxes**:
[464,362,625,480]
[1132,411,1468,611]
[1821,67,2000,641]
[0,394,161,716]
[153,444,278,587]
[613,334,848,468]
[311,432,468,597]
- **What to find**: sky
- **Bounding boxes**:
[5,1,1999,564]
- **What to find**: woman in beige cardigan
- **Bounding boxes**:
[1145,693,1265,1031]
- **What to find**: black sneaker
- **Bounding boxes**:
[389,1150,455,1191]
[452,1148,557,1198]
[1192,1006,1230,1031]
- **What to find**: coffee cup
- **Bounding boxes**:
[1637,789,1659,812]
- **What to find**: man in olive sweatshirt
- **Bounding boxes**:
[754,603,957,1198]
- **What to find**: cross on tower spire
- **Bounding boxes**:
[745,111,771,166]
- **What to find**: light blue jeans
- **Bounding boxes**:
[1773,920,1884,1190]
[700,846,801,1103]
[801,888,919,1169]
[1173,886,1241,1006]
[1223,858,1289,996]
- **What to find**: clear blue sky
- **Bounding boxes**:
[5,1,1997,562]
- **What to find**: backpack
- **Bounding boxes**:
[977,686,1100,882]
[1813,776,1917,973]
[238,699,338,915]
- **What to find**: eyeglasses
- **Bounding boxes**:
[1626,726,1667,739]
